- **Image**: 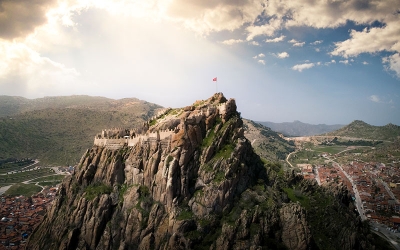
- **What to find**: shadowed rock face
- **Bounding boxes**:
[27,93,377,250]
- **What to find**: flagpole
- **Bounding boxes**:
[213,77,218,93]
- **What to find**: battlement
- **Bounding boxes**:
[94,128,174,150]
[148,108,172,123]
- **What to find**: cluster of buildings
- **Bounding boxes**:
[0,187,57,249]
[342,162,400,225]
[299,156,400,230]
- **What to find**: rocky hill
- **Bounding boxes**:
[257,120,344,137]
[325,120,400,141]
[27,93,380,250]
[243,119,295,161]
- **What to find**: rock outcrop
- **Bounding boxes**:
[27,93,377,250]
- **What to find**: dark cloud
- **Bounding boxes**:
[0,0,57,39]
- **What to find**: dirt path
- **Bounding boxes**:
[0,185,12,195]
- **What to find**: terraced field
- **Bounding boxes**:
[0,159,66,196]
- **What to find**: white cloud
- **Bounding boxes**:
[383,53,400,77]
[253,53,265,59]
[0,40,80,97]
[315,48,320,52]
[362,61,369,65]
[274,52,289,58]
[369,95,381,103]
[246,18,282,41]
[293,42,305,47]
[292,63,315,72]
[221,39,244,45]
[265,35,286,43]
[325,59,336,66]
[288,39,305,47]
[167,0,265,36]
[258,59,265,65]
[331,18,400,58]
[1,0,399,98]
[0,0,58,39]
[19,0,400,61]
[249,41,260,46]
[311,40,323,45]
[339,60,349,65]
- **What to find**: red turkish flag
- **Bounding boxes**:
[213,77,217,81]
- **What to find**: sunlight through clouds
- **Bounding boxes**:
[0,0,399,125]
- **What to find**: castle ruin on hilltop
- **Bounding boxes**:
[93,128,174,150]
[93,93,237,150]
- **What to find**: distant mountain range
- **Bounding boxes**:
[325,120,400,141]
[256,120,344,137]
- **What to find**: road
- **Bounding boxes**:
[335,161,367,220]
[314,165,321,185]
[21,159,39,170]
[0,185,12,195]
[286,151,296,168]
[324,155,367,221]
[379,179,400,203]
[0,159,39,175]
[370,221,400,250]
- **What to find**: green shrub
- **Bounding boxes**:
[84,182,113,200]
[177,209,194,220]
[166,155,173,167]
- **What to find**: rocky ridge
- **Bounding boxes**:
[28,93,378,250]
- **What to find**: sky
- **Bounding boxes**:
[1,0,400,126]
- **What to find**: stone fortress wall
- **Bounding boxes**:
[93,108,174,150]
[93,97,235,150]
[94,128,174,150]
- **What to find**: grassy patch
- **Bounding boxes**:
[28,174,65,183]
[0,168,55,186]
[84,182,113,200]
[166,155,173,167]
[215,144,234,159]
[202,129,216,148]
[213,171,225,183]
[0,159,35,174]
[177,209,194,220]
[38,181,62,186]
[5,183,42,196]
[312,145,348,154]
[149,119,157,126]
[283,187,310,209]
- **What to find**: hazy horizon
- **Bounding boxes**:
[2,93,399,126]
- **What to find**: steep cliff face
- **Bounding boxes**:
[28,93,377,250]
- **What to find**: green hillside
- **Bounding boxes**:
[0,96,162,165]
[326,120,400,141]
[243,119,295,162]
[0,95,158,117]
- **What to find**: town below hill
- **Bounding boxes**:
[288,135,400,248]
